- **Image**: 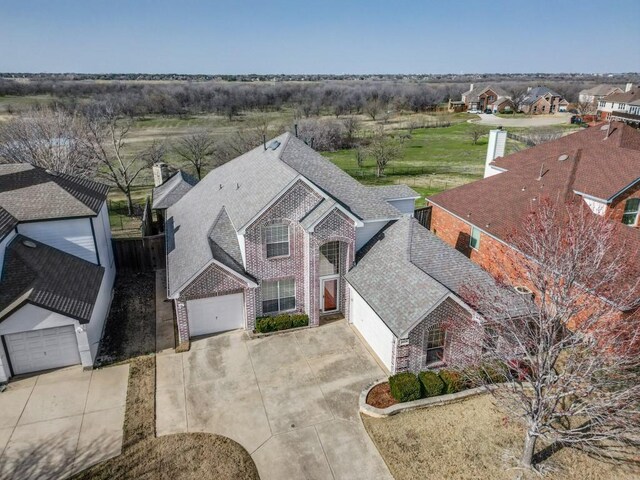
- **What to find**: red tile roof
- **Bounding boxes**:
[428,122,640,242]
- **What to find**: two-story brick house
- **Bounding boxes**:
[518,86,569,114]
[165,133,516,374]
[459,83,514,113]
[0,164,115,382]
[427,122,640,322]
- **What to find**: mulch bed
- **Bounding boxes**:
[367,382,398,409]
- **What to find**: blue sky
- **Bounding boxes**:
[1,0,638,74]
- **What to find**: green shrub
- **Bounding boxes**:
[438,369,464,394]
[418,371,445,397]
[255,313,309,333]
[388,372,422,402]
[481,361,508,384]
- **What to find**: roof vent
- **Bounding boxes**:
[558,154,569,161]
[599,125,609,131]
[22,240,37,248]
[268,140,281,150]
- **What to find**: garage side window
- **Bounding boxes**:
[262,279,295,313]
[264,223,290,258]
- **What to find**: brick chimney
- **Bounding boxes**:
[625,83,634,92]
[469,83,474,92]
[484,129,508,178]
[152,162,169,187]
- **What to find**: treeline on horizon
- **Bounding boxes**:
[0,72,638,118]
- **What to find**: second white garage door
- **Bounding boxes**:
[5,325,81,375]
[186,293,245,337]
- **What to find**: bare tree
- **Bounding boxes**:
[508,86,529,113]
[576,99,594,116]
[80,102,150,216]
[341,116,361,147]
[366,129,402,177]
[523,127,563,146]
[364,98,383,121]
[468,123,487,145]
[355,144,366,168]
[139,140,166,165]
[173,132,217,180]
[0,106,97,177]
[448,198,640,471]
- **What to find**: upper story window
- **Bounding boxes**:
[264,223,290,258]
[261,278,295,313]
[622,198,640,226]
[424,326,446,365]
[469,226,481,250]
[319,241,341,276]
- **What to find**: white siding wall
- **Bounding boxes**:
[387,199,415,216]
[356,220,389,251]
[92,203,116,283]
[0,229,17,280]
[349,286,395,372]
[17,217,97,264]
[83,270,114,364]
[584,197,608,216]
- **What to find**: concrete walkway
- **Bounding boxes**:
[473,112,572,127]
[156,320,392,480]
[155,269,175,354]
[0,364,129,479]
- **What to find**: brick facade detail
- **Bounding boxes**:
[394,297,480,374]
[608,182,640,228]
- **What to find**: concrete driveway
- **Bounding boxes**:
[0,364,129,480]
[156,320,392,480]
[473,112,572,127]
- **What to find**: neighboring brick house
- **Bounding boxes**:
[459,83,514,113]
[518,86,569,114]
[428,122,640,322]
[579,84,623,105]
[164,132,504,374]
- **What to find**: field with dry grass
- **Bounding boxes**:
[362,394,639,480]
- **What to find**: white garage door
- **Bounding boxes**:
[187,293,245,337]
[5,326,80,375]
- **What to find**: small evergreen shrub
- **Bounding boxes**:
[388,372,421,402]
[481,361,508,384]
[255,313,309,333]
[418,371,445,397]
[438,369,464,394]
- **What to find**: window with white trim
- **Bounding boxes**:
[622,198,640,226]
[424,326,446,365]
[261,279,295,313]
[264,223,290,258]
[469,226,481,250]
[319,241,341,276]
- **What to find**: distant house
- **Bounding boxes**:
[0,165,115,383]
[458,83,514,113]
[579,84,623,105]
[597,83,640,123]
[518,86,569,114]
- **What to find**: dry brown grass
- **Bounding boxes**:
[362,394,639,480]
[73,356,259,480]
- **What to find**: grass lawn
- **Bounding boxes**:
[323,122,525,204]
[362,395,639,480]
[107,185,154,238]
[72,357,259,480]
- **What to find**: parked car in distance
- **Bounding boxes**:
[484,108,493,114]
[468,109,481,114]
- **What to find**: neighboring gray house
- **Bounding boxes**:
[0,164,115,382]
[152,168,199,227]
[165,132,509,374]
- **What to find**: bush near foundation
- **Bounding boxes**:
[255,313,309,333]
[388,372,421,402]
[418,371,445,397]
[438,369,464,394]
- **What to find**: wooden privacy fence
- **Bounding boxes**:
[414,206,432,229]
[112,234,165,272]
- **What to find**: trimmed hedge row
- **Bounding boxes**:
[255,313,309,333]
[388,362,513,403]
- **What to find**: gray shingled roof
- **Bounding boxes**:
[521,86,563,105]
[152,170,199,209]
[0,235,105,323]
[300,199,337,230]
[368,184,420,200]
[462,84,510,102]
[0,207,17,241]
[166,132,403,296]
[346,217,511,337]
[0,164,109,221]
